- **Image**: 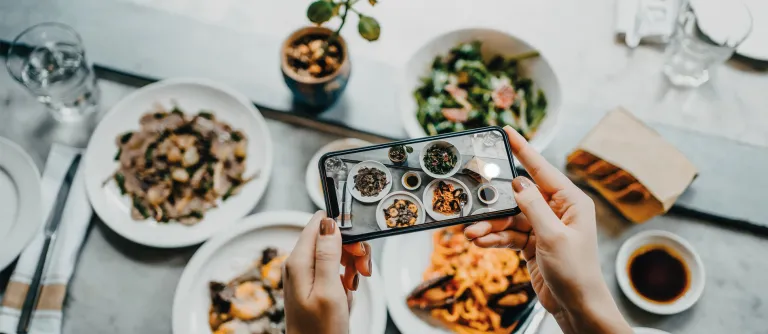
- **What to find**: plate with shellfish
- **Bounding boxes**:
[376,191,426,230]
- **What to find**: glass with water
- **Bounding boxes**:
[663,0,752,87]
[6,23,100,121]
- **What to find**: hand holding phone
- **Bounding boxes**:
[319,127,520,243]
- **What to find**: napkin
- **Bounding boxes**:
[0,145,91,334]
[566,108,698,223]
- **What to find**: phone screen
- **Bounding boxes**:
[320,128,519,242]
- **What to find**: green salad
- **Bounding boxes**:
[414,41,547,140]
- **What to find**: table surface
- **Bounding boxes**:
[2,1,768,333]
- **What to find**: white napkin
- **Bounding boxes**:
[0,144,91,334]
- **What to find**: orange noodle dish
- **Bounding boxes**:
[406,225,533,334]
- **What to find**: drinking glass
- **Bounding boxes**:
[663,0,752,87]
[6,23,100,121]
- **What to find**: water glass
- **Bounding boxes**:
[663,0,752,87]
[6,23,100,121]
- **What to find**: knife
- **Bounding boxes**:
[17,154,81,334]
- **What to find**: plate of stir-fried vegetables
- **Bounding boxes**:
[401,29,562,152]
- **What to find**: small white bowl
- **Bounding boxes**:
[401,171,422,190]
[399,28,562,152]
[477,184,499,205]
[615,230,705,315]
[419,141,461,179]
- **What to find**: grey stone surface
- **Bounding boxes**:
[1,65,768,334]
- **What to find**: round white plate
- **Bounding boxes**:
[399,28,562,152]
[0,137,42,270]
[736,0,768,61]
[616,230,705,315]
[419,141,461,179]
[83,78,273,248]
[346,160,393,204]
[375,191,426,231]
[172,211,387,334]
[383,230,450,334]
[472,207,495,215]
[306,138,371,208]
[422,178,473,220]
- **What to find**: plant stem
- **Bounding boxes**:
[327,0,354,46]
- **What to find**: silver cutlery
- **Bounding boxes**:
[17,154,81,334]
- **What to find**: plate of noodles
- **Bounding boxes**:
[383,225,535,334]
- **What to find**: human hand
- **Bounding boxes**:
[284,211,372,334]
[464,126,631,334]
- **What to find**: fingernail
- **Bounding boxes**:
[368,257,373,274]
[319,218,336,236]
[352,274,359,291]
[503,125,513,132]
[512,176,533,193]
[359,243,367,255]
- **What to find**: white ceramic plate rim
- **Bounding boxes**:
[422,177,473,220]
[83,78,273,248]
[418,141,462,179]
[398,27,563,153]
[375,191,426,231]
[172,210,387,334]
[0,137,42,270]
[346,160,393,203]
[305,138,371,209]
[615,230,705,315]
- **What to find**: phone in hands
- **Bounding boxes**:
[319,127,521,243]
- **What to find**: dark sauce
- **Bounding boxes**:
[479,187,496,201]
[628,246,689,303]
[405,175,419,187]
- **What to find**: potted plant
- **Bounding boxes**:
[281,0,381,108]
[388,145,413,165]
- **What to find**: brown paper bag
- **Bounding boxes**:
[566,108,698,223]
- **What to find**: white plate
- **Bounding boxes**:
[83,78,273,248]
[422,178,473,220]
[172,211,387,334]
[471,207,495,215]
[736,0,768,61]
[306,138,371,208]
[399,28,562,152]
[615,230,705,315]
[383,231,450,334]
[419,141,461,179]
[634,328,671,334]
[346,160,393,204]
[0,137,42,270]
[375,191,426,231]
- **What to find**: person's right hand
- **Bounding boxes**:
[464,126,632,334]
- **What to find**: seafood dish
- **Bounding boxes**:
[353,166,389,197]
[407,226,533,334]
[111,105,251,224]
[431,181,469,215]
[384,199,419,228]
[423,144,458,175]
[209,247,287,334]
[414,41,548,140]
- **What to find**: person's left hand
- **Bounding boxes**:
[283,211,372,334]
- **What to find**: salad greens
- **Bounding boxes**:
[423,145,457,175]
[414,41,548,139]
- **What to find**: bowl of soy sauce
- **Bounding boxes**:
[616,230,705,315]
[477,184,498,205]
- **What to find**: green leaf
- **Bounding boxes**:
[405,146,414,153]
[307,1,334,24]
[368,0,378,5]
[358,15,381,41]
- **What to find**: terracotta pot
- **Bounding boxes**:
[281,26,351,108]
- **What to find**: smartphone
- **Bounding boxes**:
[319,127,521,243]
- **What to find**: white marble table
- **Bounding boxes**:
[1,0,768,333]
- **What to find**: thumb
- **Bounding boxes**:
[512,176,565,240]
[314,217,343,285]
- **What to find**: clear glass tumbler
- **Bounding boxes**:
[6,23,100,121]
[663,0,752,87]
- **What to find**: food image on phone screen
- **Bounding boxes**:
[320,127,520,243]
